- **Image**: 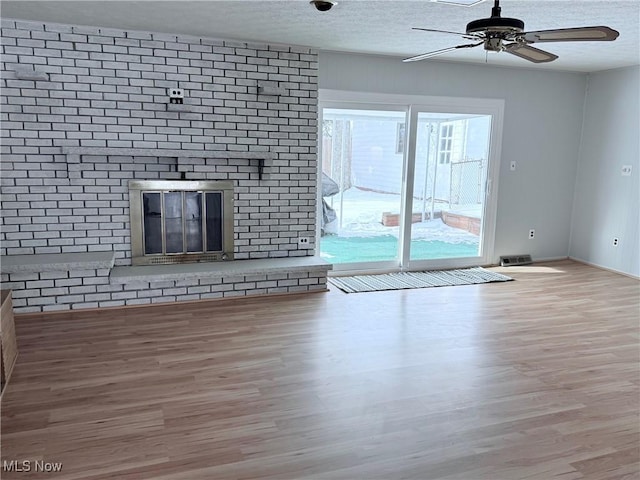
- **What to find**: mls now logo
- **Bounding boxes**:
[3,459,63,472]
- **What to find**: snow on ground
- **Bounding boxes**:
[323,187,480,244]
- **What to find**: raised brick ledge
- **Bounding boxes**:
[110,257,332,285]
[60,147,275,160]
[1,252,116,274]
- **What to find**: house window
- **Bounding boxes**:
[396,122,405,154]
[439,123,453,164]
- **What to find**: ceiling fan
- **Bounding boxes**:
[404,0,619,64]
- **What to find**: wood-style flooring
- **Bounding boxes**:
[1,260,639,479]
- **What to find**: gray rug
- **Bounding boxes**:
[328,267,513,293]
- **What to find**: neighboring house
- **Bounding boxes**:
[322,112,492,211]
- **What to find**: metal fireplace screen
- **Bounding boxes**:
[129,180,234,266]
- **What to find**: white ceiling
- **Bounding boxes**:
[2,0,639,73]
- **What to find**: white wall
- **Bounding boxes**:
[570,66,640,277]
[319,52,587,262]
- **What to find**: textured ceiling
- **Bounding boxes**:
[2,0,639,72]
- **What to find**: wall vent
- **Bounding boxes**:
[500,254,533,266]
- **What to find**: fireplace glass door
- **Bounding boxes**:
[129,181,234,265]
[142,192,163,255]
[185,192,203,253]
[142,191,226,256]
[204,193,222,252]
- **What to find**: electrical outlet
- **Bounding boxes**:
[528,229,535,239]
[613,237,619,246]
[621,165,632,177]
[168,88,184,104]
[297,237,310,247]
[510,161,517,171]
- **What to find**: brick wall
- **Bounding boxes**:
[0,19,319,265]
[5,268,328,312]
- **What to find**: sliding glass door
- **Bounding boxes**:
[318,92,504,273]
[320,106,407,270]
[407,112,492,263]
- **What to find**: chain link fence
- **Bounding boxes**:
[450,158,485,206]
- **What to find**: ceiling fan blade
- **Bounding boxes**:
[403,42,482,63]
[522,26,619,43]
[412,27,470,37]
[504,43,558,63]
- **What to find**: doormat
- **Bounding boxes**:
[328,267,513,293]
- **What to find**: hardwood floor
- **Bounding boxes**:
[1,260,638,479]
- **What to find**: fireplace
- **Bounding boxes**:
[129,180,234,266]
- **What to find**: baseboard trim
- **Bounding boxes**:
[569,257,640,280]
[532,256,570,263]
[332,257,571,276]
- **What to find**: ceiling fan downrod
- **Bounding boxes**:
[490,0,501,18]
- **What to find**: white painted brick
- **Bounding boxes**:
[99,300,125,308]
[85,293,111,301]
[1,281,26,290]
[152,296,175,304]
[57,294,85,304]
[1,19,321,311]
[14,306,41,313]
[27,296,57,306]
[267,287,288,294]
[198,291,222,300]
[10,289,41,299]
[175,294,200,302]
[288,285,310,293]
[223,290,246,298]
[126,298,151,306]
[7,272,39,282]
[43,304,72,312]
[138,289,162,298]
[41,287,69,296]
[26,279,54,288]
[72,302,99,309]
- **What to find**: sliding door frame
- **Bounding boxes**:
[318,100,410,274]
[318,89,505,275]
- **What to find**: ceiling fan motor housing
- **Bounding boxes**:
[466,16,525,34]
[467,0,525,35]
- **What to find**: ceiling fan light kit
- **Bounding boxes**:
[404,0,620,64]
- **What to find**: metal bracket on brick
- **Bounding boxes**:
[258,159,265,180]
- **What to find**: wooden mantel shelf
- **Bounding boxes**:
[60,147,273,179]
